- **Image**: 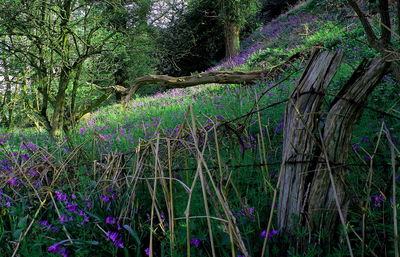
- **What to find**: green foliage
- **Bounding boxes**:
[155,0,225,76]
[218,0,261,26]
[303,21,346,49]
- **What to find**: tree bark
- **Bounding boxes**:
[378,0,391,45]
[347,0,400,81]
[1,58,13,130]
[277,50,389,243]
[122,52,305,105]
[277,50,344,231]
[122,52,304,105]
[307,57,389,234]
[123,71,268,104]
[224,21,240,59]
[50,0,72,138]
[397,0,400,36]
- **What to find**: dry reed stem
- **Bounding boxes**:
[11,194,49,257]
[149,134,160,257]
[189,104,217,257]
[361,122,384,257]
[383,123,400,257]
[167,139,175,256]
[318,129,354,257]
[192,132,250,256]
[49,192,73,244]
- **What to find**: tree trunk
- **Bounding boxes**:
[1,58,13,130]
[50,0,72,138]
[224,21,240,59]
[277,50,389,242]
[70,62,83,126]
[277,50,344,231]
[307,57,389,234]
[51,66,71,137]
[378,0,391,45]
[123,70,266,104]
[397,0,400,36]
[122,52,305,104]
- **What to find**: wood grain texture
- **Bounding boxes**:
[277,50,344,231]
[307,57,389,232]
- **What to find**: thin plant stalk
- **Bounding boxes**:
[384,123,400,257]
[260,162,282,257]
[390,141,399,257]
[189,105,216,257]
[149,134,160,257]
[318,129,354,257]
[167,139,175,256]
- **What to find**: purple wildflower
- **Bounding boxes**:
[80,215,90,225]
[65,204,78,213]
[260,229,279,239]
[190,238,201,247]
[59,215,73,223]
[27,169,39,176]
[27,142,38,151]
[371,194,385,209]
[364,155,372,161]
[55,191,68,202]
[79,127,86,136]
[48,242,63,253]
[145,248,150,256]
[48,242,70,257]
[106,216,117,224]
[102,195,110,203]
[352,144,360,151]
[39,220,49,227]
[8,177,19,186]
[106,231,124,248]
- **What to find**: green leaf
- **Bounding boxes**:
[123,224,141,245]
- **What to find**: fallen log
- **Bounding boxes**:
[122,52,305,105]
[124,70,268,103]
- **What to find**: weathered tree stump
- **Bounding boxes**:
[307,57,389,233]
[277,50,344,231]
[277,50,389,241]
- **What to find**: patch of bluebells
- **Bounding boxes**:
[207,14,318,72]
[0,134,11,146]
[239,134,257,153]
[370,194,385,210]
[20,141,38,152]
[38,190,130,255]
[106,231,124,248]
[52,190,91,226]
[190,238,201,248]
[39,220,59,231]
[234,206,255,216]
[260,229,279,240]
[0,189,12,208]
[48,241,71,257]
